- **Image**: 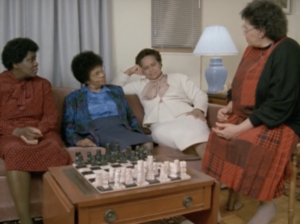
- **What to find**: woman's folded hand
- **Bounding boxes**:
[76,138,96,147]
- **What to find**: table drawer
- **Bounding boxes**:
[79,186,211,224]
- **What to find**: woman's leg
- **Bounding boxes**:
[194,142,207,159]
[6,170,33,224]
[247,201,276,224]
[141,142,154,150]
[226,188,243,211]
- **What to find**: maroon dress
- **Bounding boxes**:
[202,39,299,201]
[0,71,72,172]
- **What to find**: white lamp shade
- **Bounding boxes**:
[193,25,238,56]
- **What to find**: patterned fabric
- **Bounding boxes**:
[0,71,72,172]
[62,85,143,146]
[141,74,169,100]
[83,85,118,120]
[202,39,299,201]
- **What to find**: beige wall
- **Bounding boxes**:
[111,0,300,90]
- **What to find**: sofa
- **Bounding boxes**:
[0,87,222,222]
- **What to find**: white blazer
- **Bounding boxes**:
[111,73,208,126]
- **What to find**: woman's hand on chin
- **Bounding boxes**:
[77,138,96,147]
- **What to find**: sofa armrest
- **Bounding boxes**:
[207,103,225,129]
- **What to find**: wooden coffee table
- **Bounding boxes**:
[43,162,219,224]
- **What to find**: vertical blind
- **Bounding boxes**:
[151,0,202,50]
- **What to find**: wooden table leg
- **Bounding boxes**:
[43,172,75,224]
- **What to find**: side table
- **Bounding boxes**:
[207,92,228,105]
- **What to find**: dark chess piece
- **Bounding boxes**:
[139,148,145,160]
[95,150,102,164]
[114,140,121,160]
[147,146,153,156]
[75,152,81,164]
[101,153,108,165]
[105,143,111,156]
[86,152,93,164]
[119,152,127,163]
[90,155,98,166]
[130,150,138,162]
[110,151,117,164]
[126,146,132,160]
[76,154,85,168]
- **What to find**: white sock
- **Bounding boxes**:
[247,201,276,224]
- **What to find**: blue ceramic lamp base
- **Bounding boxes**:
[205,57,227,93]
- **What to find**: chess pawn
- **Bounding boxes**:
[109,168,115,183]
[174,159,180,174]
[130,151,137,162]
[102,172,109,189]
[114,140,121,160]
[126,146,132,160]
[95,150,102,163]
[75,152,81,164]
[153,162,159,176]
[86,151,93,164]
[105,143,111,155]
[164,161,170,176]
[119,152,127,164]
[125,168,133,185]
[100,153,108,165]
[114,171,121,188]
[169,163,178,178]
[132,165,137,179]
[159,163,167,182]
[114,140,120,152]
[120,167,126,183]
[180,161,189,179]
[76,153,85,167]
[95,172,103,186]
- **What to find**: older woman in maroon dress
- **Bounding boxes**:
[0,38,72,224]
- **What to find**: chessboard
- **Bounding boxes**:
[73,147,191,194]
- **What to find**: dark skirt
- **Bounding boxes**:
[92,116,152,151]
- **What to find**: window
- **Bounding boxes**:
[151,0,202,52]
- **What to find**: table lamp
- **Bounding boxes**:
[193,25,238,93]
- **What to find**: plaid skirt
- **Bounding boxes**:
[202,115,298,201]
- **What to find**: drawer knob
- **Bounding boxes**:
[183,196,193,208]
[104,209,117,223]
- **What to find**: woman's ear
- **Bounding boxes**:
[12,63,19,69]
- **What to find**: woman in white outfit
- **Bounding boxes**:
[112,48,210,158]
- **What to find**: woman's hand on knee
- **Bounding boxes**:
[77,138,96,147]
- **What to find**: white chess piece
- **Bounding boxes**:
[120,167,126,183]
[164,161,170,176]
[180,161,190,180]
[125,168,134,185]
[109,168,115,183]
[102,172,109,189]
[113,170,124,190]
[169,162,178,178]
[95,172,103,186]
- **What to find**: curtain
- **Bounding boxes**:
[0,0,113,88]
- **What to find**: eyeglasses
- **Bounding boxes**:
[241,26,255,33]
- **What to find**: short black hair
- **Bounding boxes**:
[135,48,162,66]
[71,51,103,84]
[241,0,287,42]
[1,37,39,70]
